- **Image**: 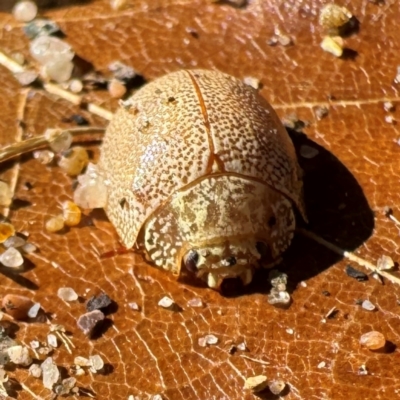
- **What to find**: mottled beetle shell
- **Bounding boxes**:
[98,69,305,286]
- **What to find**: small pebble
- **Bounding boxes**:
[237,342,248,351]
[0,182,12,207]
[187,298,203,308]
[86,292,112,312]
[158,296,175,309]
[73,175,108,209]
[299,281,307,287]
[319,3,352,33]
[30,36,74,66]
[300,145,319,159]
[12,1,38,22]
[317,361,326,369]
[7,345,32,366]
[110,0,130,10]
[268,289,291,306]
[345,265,368,281]
[377,255,394,271]
[62,201,81,227]
[41,357,60,390]
[58,147,89,176]
[14,70,38,86]
[269,380,286,395]
[244,375,268,393]
[4,236,26,249]
[360,331,386,350]
[54,377,76,396]
[27,302,41,318]
[314,105,329,120]
[77,310,105,335]
[243,76,260,90]
[33,149,54,164]
[108,79,127,98]
[2,294,34,320]
[0,223,15,244]
[45,129,73,153]
[57,287,78,302]
[128,302,140,311]
[69,79,83,93]
[11,52,25,66]
[0,247,24,269]
[385,115,395,124]
[383,102,395,112]
[320,36,343,57]
[108,61,136,81]
[89,354,104,372]
[45,215,65,232]
[358,364,368,375]
[24,19,61,39]
[30,340,40,349]
[361,299,376,311]
[47,334,57,348]
[286,328,294,335]
[198,334,218,347]
[21,242,37,253]
[29,363,42,378]
[74,356,91,367]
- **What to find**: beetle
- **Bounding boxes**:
[75,69,306,292]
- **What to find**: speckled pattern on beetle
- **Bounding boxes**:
[76,69,307,292]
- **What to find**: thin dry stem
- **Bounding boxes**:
[0,50,113,121]
[0,127,105,163]
[239,354,270,365]
[297,228,400,286]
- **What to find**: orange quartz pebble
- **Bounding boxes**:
[360,331,386,350]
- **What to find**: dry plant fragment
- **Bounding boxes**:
[244,375,268,393]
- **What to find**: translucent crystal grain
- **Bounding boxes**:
[12,1,38,22]
[360,331,386,350]
[45,59,74,83]
[269,380,286,395]
[14,70,38,86]
[7,345,32,366]
[58,147,89,176]
[4,236,26,249]
[45,215,64,232]
[108,60,136,81]
[377,255,395,271]
[22,242,37,253]
[187,298,203,308]
[33,149,54,164]
[320,36,343,57]
[74,356,90,367]
[47,334,57,348]
[158,296,174,309]
[0,247,23,269]
[361,300,376,311]
[128,302,140,311]
[45,129,73,153]
[41,357,60,389]
[62,201,81,226]
[54,377,76,395]
[89,354,104,371]
[244,375,268,393]
[27,302,41,318]
[0,182,12,207]
[243,76,260,90]
[198,334,218,347]
[57,287,78,302]
[73,178,108,209]
[29,363,42,378]
[30,36,74,65]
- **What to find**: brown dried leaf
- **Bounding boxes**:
[0,1,399,399]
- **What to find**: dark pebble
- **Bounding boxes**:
[345,265,368,281]
[86,293,112,312]
[76,310,104,335]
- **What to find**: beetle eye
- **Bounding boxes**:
[184,250,199,273]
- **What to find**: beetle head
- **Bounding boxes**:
[182,239,272,293]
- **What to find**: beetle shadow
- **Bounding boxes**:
[245,129,375,296]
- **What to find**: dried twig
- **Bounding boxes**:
[0,50,114,121]
[239,354,270,366]
[0,127,105,163]
[297,228,400,286]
